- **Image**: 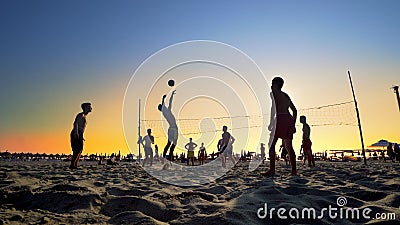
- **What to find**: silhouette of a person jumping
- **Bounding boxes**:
[158,90,178,161]
[70,102,92,169]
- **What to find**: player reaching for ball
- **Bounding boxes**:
[158,90,178,162]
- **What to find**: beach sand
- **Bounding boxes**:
[0,160,399,224]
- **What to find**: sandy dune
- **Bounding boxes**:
[0,160,399,224]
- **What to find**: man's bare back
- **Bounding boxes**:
[73,113,87,134]
[302,123,311,140]
[273,91,296,116]
[162,107,177,127]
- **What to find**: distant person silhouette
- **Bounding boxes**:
[70,102,92,170]
[380,150,385,161]
[279,142,289,166]
[223,133,236,167]
[218,126,235,168]
[394,143,400,162]
[387,143,394,162]
[260,143,266,164]
[140,128,154,167]
[264,77,297,176]
[154,145,159,161]
[300,148,307,165]
[158,90,178,162]
[300,116,315,167]
[218,126,231,154]
[185,138,197,166]
[107,153,119,166]
[198,143,207,165]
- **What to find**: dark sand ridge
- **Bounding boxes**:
[0,160,399,224]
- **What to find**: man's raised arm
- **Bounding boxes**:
[161,95,166,107]
[168,90,176,110]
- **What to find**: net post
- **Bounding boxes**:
[138,99,141,163]
[393,86,400,112]
[348,71,367,165]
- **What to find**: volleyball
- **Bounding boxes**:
[168,79,175,87]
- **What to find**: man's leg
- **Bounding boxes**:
[284,139,297,176]
[230,154,236,164]
[221,154,226,168]
[70,151,77,169]
[142,155,147,167]
[311,151,315,167]
[169,144,176,161]
[74,151,82,168]
[163,141,171,158]
[284,154,288,166]
[266,138,278,175]
[306,151,312,167]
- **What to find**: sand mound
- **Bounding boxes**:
[109,211,168,225]
[0,160,399,224]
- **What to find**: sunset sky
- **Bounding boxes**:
[0,0,399,156]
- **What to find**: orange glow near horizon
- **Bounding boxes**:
[1,63,399,156]
[1,70,399,157]
[2,97,398,157]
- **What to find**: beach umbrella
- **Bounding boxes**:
[369,140,392,148]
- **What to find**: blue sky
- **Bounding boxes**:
[0,0,399,153]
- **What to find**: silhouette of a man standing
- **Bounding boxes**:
[265,77,297,176]
[70,102,92,169]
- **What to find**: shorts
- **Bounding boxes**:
[199,152,205,159]
[70,130,83,153]
[187,151,194,158]
[302,139,312,152]
[144,146,153,156]
[274,114,296,140]
[223,146,233,157]
[168,127,178,144]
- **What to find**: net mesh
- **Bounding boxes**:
[140,101,357,138]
